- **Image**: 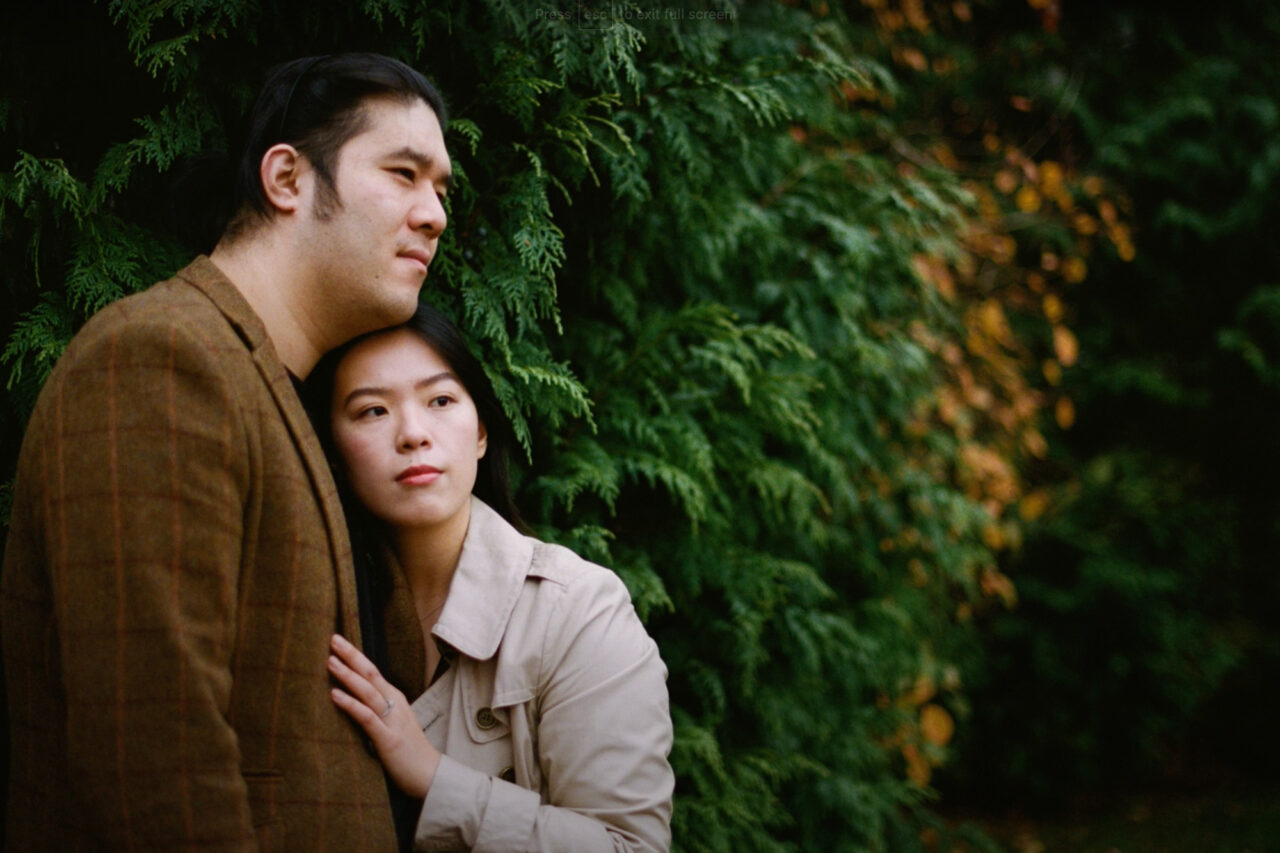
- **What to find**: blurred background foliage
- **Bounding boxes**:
[3,0,1277,849]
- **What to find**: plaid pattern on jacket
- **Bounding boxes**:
[2,257,399,850]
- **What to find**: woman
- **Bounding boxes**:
[309,302,674,851]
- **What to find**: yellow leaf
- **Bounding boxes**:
[903,743,931,785]
[1042,359,1062,385]
[1055,395,1075,429]
[1039,160,1064,195]
[1062,257,1087,283]
[1042,293,1064,322]
[1015,185,1041,212]
[902,0,930,30]
[1052,324,1079,366]
[899,47,928,71]
[1023,429,1048,458]
[980,567,1018,607]
[977,299,1011,342]
[994,170,1018,193]
[921,704,956,746]
[1019,489,1051,521]
[905,673,937,706]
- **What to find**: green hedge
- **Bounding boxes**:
[1,2,1010,849]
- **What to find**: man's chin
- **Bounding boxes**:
[376,288,425,327]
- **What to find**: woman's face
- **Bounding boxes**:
[330,327,487,536]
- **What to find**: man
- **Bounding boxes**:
[2,53,451,849]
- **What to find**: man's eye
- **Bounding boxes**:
[392,168,415,181]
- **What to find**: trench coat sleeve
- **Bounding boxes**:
[38,318,257,848]
[415,571,674,852]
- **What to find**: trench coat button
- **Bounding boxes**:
[476,707,498,729]
[499,766,516,783]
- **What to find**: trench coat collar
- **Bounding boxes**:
[174,255,361,642]
[431,497,534,661]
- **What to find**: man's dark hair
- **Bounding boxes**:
[224,52,448,239]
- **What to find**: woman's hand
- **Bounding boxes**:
[328,633,441,799]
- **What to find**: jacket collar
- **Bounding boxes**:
[174,256,361,642]
[431,497,534,661]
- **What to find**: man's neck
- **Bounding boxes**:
[209,235,324,379]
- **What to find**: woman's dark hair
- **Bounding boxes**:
[173,53,447,252]
[306,300,524,536]
[304,300,506,852]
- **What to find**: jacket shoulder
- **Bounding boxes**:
[74,273,237,350]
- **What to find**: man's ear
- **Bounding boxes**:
[259,143,307,214]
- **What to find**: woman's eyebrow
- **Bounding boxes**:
[341,371,457,408]
[414,371,458,391]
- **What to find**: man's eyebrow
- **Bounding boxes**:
[341,371,457,408]
[387,146,454,190]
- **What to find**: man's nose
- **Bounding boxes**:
[411,189,447,238]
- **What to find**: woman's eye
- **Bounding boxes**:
[357,405,388,419]
[428,395,452,408]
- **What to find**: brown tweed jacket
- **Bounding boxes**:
[2,257,401,850]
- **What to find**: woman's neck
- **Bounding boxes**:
[391,501,472,619]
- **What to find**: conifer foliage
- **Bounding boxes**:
[2,2,1009,848]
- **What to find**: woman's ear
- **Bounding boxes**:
[259,143,307,214]
[476,421,488,460]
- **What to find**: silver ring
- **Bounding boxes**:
[378,697,394,719]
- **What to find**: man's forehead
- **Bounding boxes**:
[342,97,449,164]
[350,96,443,143]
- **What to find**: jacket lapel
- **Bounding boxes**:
[176,256,362,643]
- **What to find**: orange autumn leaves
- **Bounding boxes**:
[885,670,960,787]
[858,0,1136,788]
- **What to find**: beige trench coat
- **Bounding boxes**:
[398,497,674,851]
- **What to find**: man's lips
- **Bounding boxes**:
[398,248,432,271]
[396,465,440,485]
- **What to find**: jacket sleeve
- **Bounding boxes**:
[415,569,674,852]
[42,317,259,849]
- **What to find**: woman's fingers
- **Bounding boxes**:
[327,635,406,727]
[327,634,441,800]
[331,686,381,728]
[331,634,400,697]
[327,651,386,712]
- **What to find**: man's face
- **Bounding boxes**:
[298,96,451,345]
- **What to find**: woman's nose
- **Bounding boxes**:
[397,410,431,450]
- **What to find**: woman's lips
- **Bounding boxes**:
[396,465,440,485]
